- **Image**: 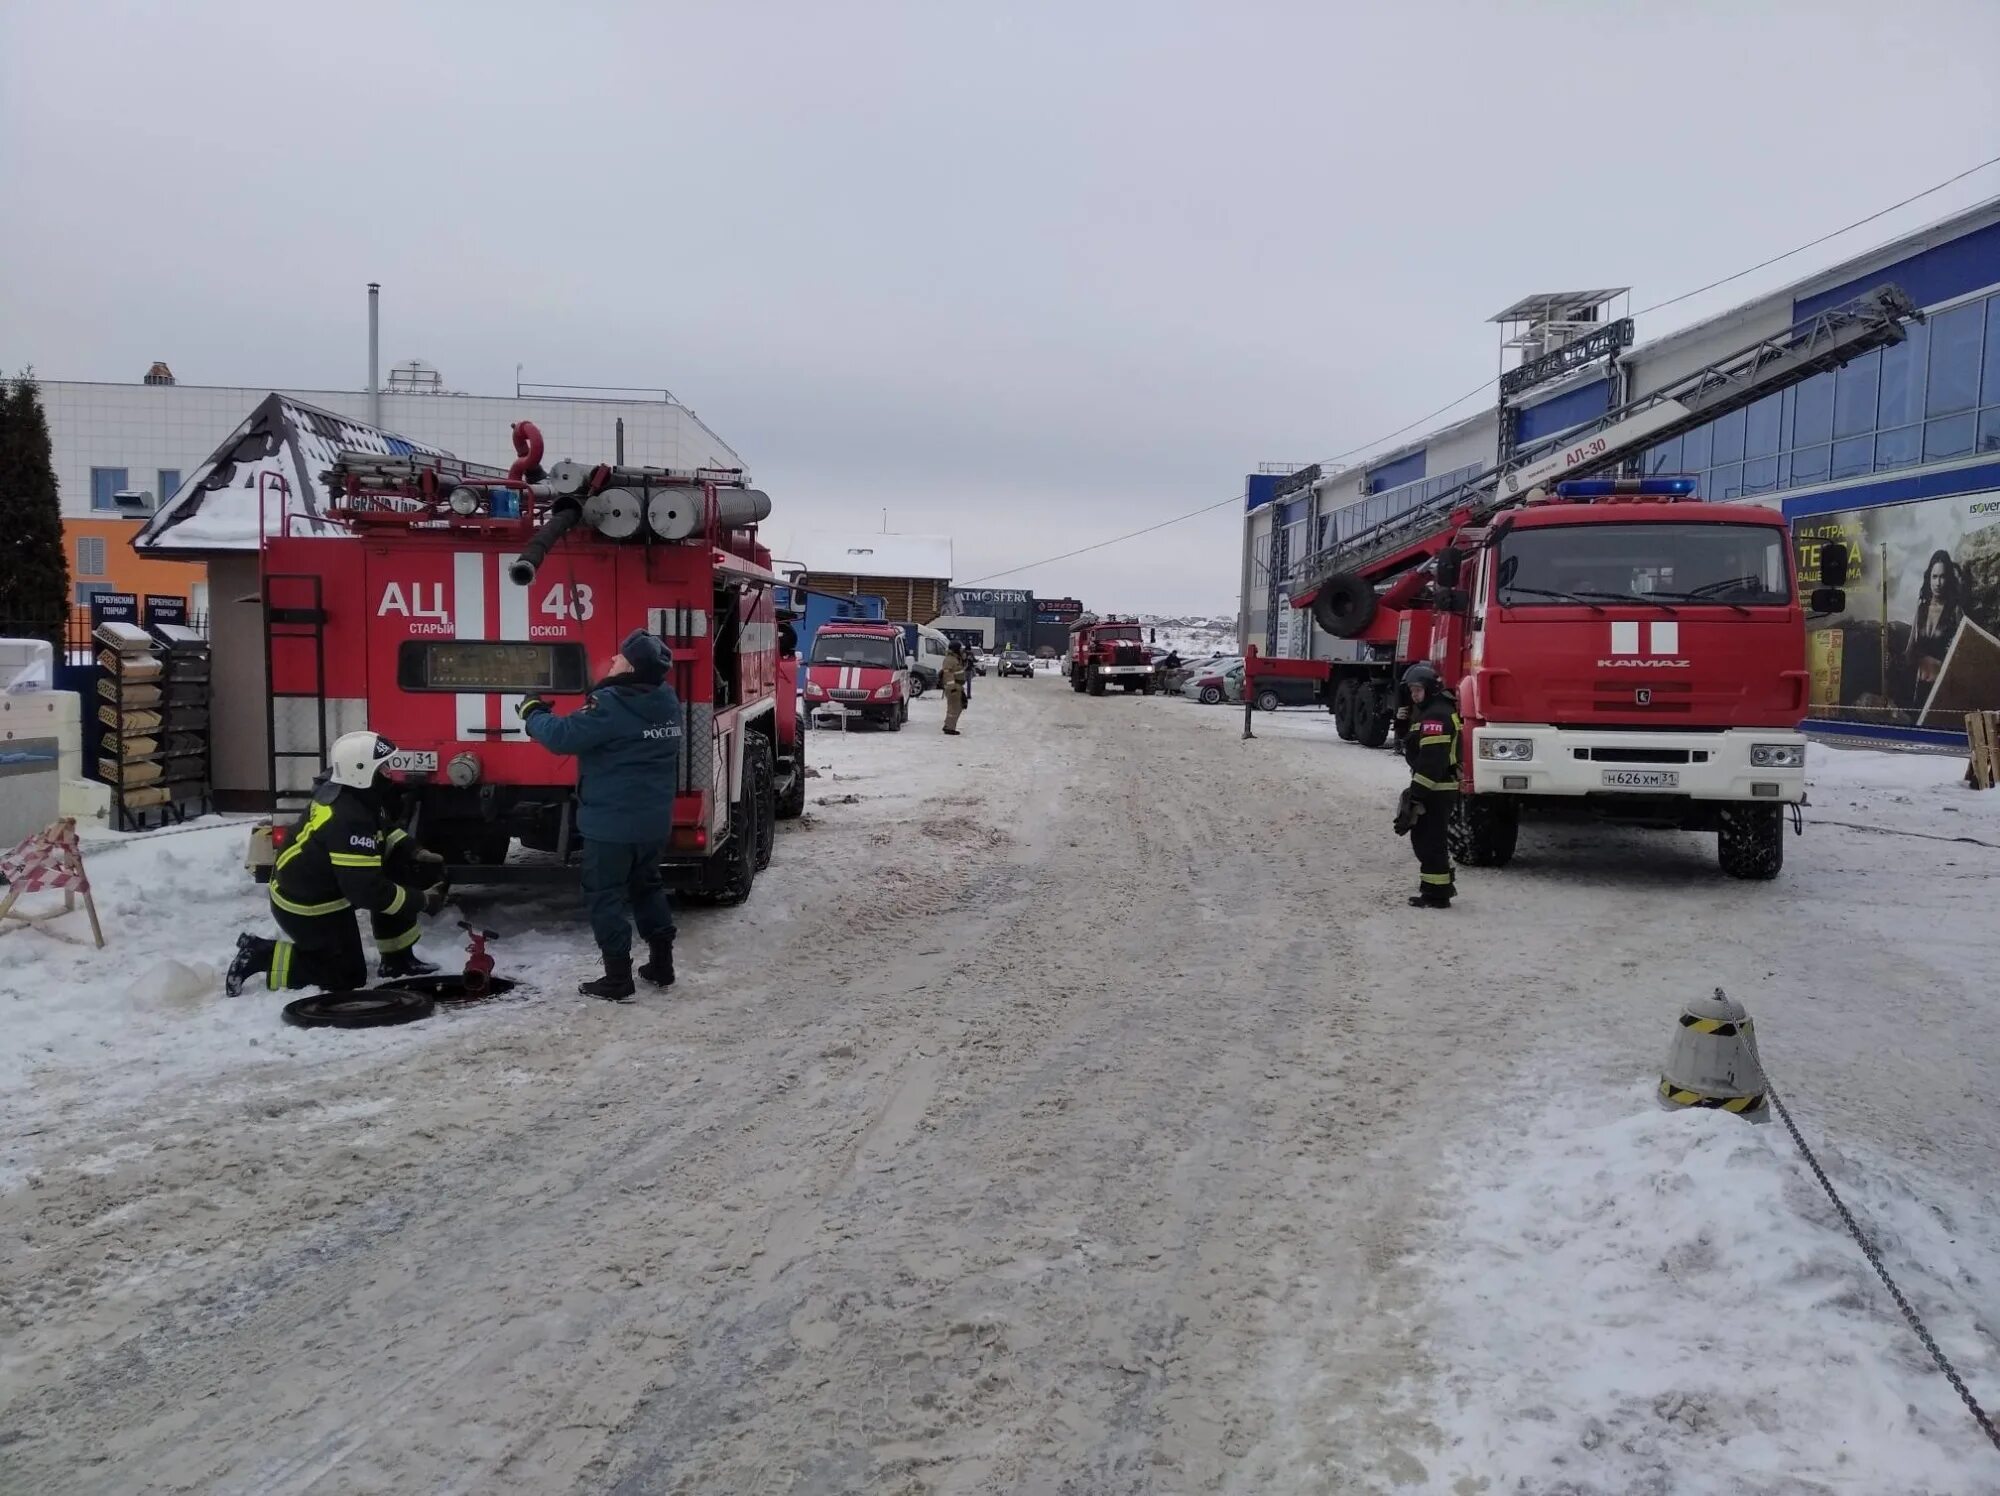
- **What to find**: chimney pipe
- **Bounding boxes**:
[367,282,381,428]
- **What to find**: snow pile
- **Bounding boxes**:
[1423,1085,2000,1492]
[1807,741,2000,843]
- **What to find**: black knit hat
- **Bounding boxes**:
[620,628,671,684]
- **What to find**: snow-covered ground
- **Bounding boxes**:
[4,683,1998,1492]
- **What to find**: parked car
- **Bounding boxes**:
[998,649,1035,678]
[1182,658,1244,705]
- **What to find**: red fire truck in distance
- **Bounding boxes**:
[258,424,804,901]
[1286,287,1917,879]
[1067,614,1158,695]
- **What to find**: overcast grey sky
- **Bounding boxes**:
[5,1,1998,613]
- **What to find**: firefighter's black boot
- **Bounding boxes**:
[580,954,637,1002]
[637,934,676,989]
[226,933,275,996]
[378,949,441,980]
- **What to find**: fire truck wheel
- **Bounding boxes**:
[1086,671,1106,697]
[1717,804,1784,880]
[1332,679,1359,740]
[1255,689,1281,713]
[704,783,760,906]
[884,706,904,733]
[748,732,777,871]
[1353,686,1391,748]
[776,728,808,821]
[1070,669,1087,693]
[1450,796,1519,868]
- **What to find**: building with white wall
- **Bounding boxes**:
[1242,194,2000,744]
[42,366,741,613]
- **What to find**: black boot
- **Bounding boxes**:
[378,949,441,980]
[580,954,637,1002]
[637,934,676,989]
[226,933,276,996]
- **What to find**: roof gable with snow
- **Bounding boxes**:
[133,393,462,554]
[792,531,953,581]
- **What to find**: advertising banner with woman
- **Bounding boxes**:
[1791,488,2000,730]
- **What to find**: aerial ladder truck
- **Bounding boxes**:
[1285,285,1918,878]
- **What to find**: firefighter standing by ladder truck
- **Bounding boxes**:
[1396,662,1461,909]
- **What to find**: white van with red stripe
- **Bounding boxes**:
[801,622,910,730]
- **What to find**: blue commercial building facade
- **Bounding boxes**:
[1242,195,2000,744]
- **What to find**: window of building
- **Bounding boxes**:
[1833,352,1880,438]
[1710,407,1747,466]
[1876,320,1927,430]
[157,468,182,502]
[74,582,117,609]
[90,467,130,510]
[75,537,107,577]
[1874,426,1919,472]
[1655,281,2000,500]
[1924,413,1976,461]
[1744,394,1782,460]
[1984,297,2000,407]
[1791,372,1834,448]
[1925,302,1983,417]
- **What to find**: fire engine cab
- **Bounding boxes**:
[1284,286,1919,879]
[801,620,911,729]
[257,424,805,901]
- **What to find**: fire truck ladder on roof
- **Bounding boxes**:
[1293,284,1920,594]
[263,572,330,820]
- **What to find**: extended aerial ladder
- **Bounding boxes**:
[1291,285,1920,634]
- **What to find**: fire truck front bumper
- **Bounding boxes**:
[1468,727,1807,804]
[1094,664,1155,678]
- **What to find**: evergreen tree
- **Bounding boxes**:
[0,370,72,649]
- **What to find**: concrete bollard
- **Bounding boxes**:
[1660,987,1767,1117]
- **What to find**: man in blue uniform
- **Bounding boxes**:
[520,628,684,1001]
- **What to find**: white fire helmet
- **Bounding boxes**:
[329,730,397,789]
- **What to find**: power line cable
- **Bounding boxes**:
[963,154,2000,588]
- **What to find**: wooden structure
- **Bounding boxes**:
[0,818,105,947]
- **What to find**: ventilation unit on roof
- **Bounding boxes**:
[143,361,175,386]
[1492,290,1633,400]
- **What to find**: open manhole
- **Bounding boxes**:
[379,974,520,1004]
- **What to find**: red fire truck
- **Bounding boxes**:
[1285,287,1917,879]
[801,620,911,729]
[257,424,804,901]
[1067,614,1157,695]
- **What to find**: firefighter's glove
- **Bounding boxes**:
[1392,787,1421,837]
[517,695,551,721]
[420,882,451,917]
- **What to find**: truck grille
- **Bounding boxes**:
[831,689,869,701]
[1573,746,1707,764]
[1113,644,1143,665]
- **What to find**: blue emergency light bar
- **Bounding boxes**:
[1553,477,1698,498]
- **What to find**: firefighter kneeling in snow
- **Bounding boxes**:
[518,628,683,1002]
[1397,661,1462,909]
[226,732,448,995]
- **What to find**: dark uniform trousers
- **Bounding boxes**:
[581,840,674,961]
[1404,699,1463,905]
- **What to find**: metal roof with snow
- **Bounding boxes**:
[792,531,954,581]
[133,393,466,554]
